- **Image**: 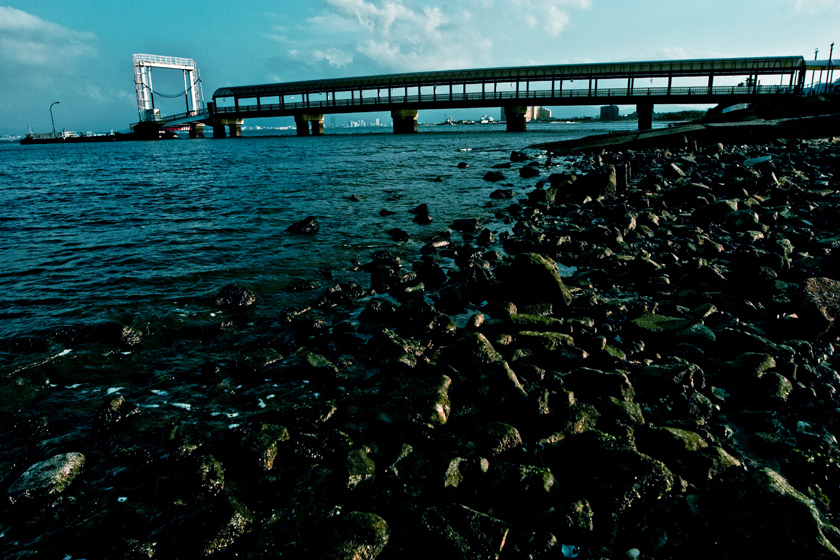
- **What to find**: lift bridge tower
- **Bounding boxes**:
[133,54,205,136]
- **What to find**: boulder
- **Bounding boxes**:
[421,504,510,558]
[286,215,320,234]
[8,452,86,505]
[215,284,256,308]
[703,468,840,558]
[326,511,390,560]
[499,252,573,309]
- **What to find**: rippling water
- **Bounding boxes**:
[0,122,655,344]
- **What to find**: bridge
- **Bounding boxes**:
[133,55,817,137]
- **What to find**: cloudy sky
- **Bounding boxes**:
[1,0,838,134]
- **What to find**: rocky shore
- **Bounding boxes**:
[3,121,840,559]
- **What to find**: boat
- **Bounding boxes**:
[20,131,117,145]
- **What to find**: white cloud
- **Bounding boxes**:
[544,6,572,36]
[793,0,840,11]
[0,6,97,71]
[312,48,355,67]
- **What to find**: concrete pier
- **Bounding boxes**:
[188,123,205,139]
[504,106,528,132]
[637,103,654,131]
[295,114,324,136]
[392,110,418,134]
[210,119,243,138]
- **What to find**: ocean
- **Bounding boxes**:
[0,120,667,387]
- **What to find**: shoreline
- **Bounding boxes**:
[3,119,840,558]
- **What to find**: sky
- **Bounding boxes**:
[1,0,838,135]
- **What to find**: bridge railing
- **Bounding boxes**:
[158,108,210,124]
[212,84,798,115]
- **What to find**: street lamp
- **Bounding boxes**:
[50,101,60,138]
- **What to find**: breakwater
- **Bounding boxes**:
[2,122,840,558]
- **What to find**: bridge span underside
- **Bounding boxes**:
[209,56,806,135]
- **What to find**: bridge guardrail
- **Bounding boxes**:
[212,84,797,115]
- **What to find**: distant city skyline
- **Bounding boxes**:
[1,1,838,135]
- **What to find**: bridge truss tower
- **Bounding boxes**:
[133,54,205,122]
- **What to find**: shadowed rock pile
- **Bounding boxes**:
[4,134,840,559]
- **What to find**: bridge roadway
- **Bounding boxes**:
[178,56,810,136]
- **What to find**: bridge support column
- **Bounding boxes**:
[637,103,654,131]
[213,125,227,138]
[392,110,418,134]
[189,123,205,139]
[295,114,324,136]
[504,106,528,132]
[228,123,242,138]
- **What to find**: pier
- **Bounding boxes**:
[132,55,816,136]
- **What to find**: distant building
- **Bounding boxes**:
[501,106,552,122]
[600,105,620,120]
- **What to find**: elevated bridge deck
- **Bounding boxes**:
[208,56,806,134]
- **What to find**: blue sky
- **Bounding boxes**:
[1,0,838,134]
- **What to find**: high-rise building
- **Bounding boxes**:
[600,105,620,120]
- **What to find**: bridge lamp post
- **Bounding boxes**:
[50,101,60,138]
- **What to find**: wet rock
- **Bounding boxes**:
[703,468,840,558]
[481,422,523,456]
[457,162,470,169]
[286,215,320,234]
[798,277,840,333]
[8,452,85,505]
[499,252,573,309]
[345,447,376,490]
[214,284,256,308]
[489,188,514,199]
[484,171,506,182]
[387,228,409,242]
[520,165,541,178]
[403,375,452,428]
[326,511,390,560]
[421,504,510,559]
[451,218,481,233]
[511,151,530,162]
[167,494,254,557]
[241,424,290,471]
[445,332,528,404]
[95,395,141,431]
[89,321,144,347]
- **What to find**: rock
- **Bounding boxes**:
[421,504,510,558]
[446,333,528,404]
[387,228,409,242]
[403,375,453,428]
[326,511,390,560]
[511,151,530,162]
[89,321,144,347]
[345,447,376,490]
[703,468,840,558]
[457,162,470,169]
[214,284,256,308]
[499,252,573,308]
[172,495,254,557]
[286,215,320,234]
[483,171,506,182]
[413,212,433,225]
[8,452,86,505]
[482,422,523,456]
[798,277,840,333]
[451,218,481,233]
[242,424,290,471]
[489,189,514,199]
[520,165,541,178]
[95,395,141,431]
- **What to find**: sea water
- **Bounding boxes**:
[0,121,658,367]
